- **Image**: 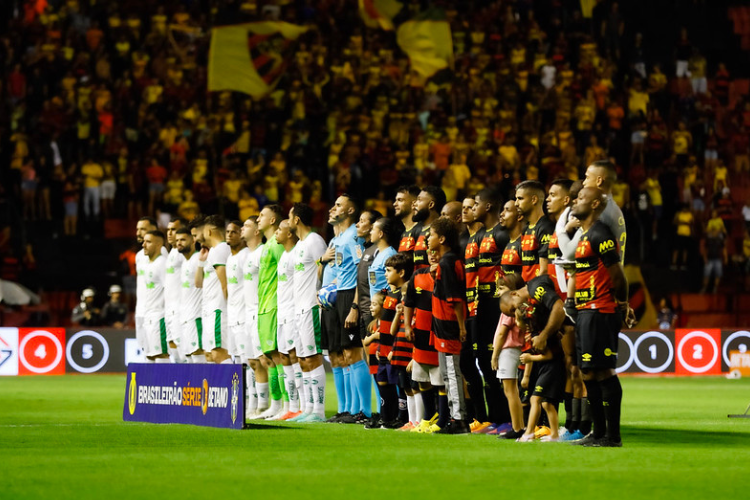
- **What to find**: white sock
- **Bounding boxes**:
[407,394,416,424]
[245,367,257,414]
[169,347,185,363]
[292,363,303,410]
[155,357,170,364]
[193,354,208,363]
[220,357,233,364]
[302,371,313,414]
[281,399,289,415]
[311,364,326,417]
[282,365,299,412]
[146,357,155,364]
[414,392,424,423]
[257,382,269,411]
[233,356,241,364]
[267,398,281,414]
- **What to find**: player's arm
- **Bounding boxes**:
[195,248,208,288]
[556,208,581,260]
[521,350,552,363]
[607,262,629,325]
[403,305,415,341]
[491,322,509,371]
[520,361,532,388]
[215,265,228,300]
[453,301,467,343]
[345,288,359,329]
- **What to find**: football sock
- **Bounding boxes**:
[220,358,233,364]
[563,392,573,428]
[256,382,269,410]
[332,367,346,414]
[406,394,416,424]
[169,347,185,363]
[600,375,623,442]
[302,371,313,414]
[246,367,257,413]
[279,366,289,402]
[146,358,155,364]
[583,380,606,439]
[343,366,354,414]
[396,385,408,422]
[311,364,327,416]
[154,357,170,364]
[282,365,299,412]
[379,384,398,421]
[373,377,382,414]
[570,397,581,432]
[414,392,424,423]
[352,360,372,417]
[421,388,436,419]
[292,363,304,410]
[437,390,449,428]
[579,397,592,435]
[269,366,282,401]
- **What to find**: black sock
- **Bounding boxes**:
[523,404,530,428]
[579,397,592,435]
[569,397,581,432]
[421,388,436,419]
[600,375,623,442]
[380,384,398,421]
[437,390,450,428]
[583,380,606,439]
[396,385,408,422]
[563,392,573,428]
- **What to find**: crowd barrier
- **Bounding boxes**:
[0,327,748,376]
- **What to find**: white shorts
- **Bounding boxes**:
[166,312,180,343]
[244,311,263,360]
[178,318,202,356]
[229,323,245,358]
[277,316,297,355]
[496,347,522,380]
[144,316,168,357]
[295,307,322,358]
[135,316,145,350]
[412,360,442,386]
[202,309,228,352]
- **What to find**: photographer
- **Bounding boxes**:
[101,285,129,328]
[71,288,101,326]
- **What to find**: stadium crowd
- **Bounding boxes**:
[2,0,750,296]
[130,163,629,445]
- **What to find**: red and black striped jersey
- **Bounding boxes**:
[378,288,401,357]
[404,267,438,366]
[501,235,524,276]
[431,251,466,355]
[367,321,380,374]
[391,325,413,367]
[521,215,554,282]
[574,220,621,312]
[412,224,431,271]
[477,224,510,297]
[525,275,563,340]
[398,223,420,255]
[464,229,484,317]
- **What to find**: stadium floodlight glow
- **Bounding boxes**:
[66,330,111,374]
[616,332,635,374]
[677,330,719,374]
[19,330,63,374]
[722,330,750,368]
[633,331,674,374]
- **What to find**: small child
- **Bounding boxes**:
[363,292,384,427]
[491,308,526,440]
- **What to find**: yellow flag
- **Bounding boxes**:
[396,10,453,85]
[208,22,308,97]
[359,0,402,30]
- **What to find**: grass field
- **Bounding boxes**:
[1,375,749,500]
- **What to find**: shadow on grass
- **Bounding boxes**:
[622,425,750,447]
[243,422,299,431]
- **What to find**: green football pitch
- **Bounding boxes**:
[1,375,748,500]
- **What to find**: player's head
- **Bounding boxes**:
[166,217,188,246]
[274,219,295,245]
[190,215,207,245]
[583,160,617,191]
[175,227,194,256]
[440,201,463,224]
[473,187,502,223]
[241,217,261,244]
[462,196,476,224]
[136,216,157,244]
[371,217,404,248]
[413,186,446,223]
[428,217,459,252]
[384,253,413,286]
[203,214,226,245]
[571,187,608,220]
[225,220,243,250]
[143,230,165,259]
[257,204,284,233]
[500,287,530,316]
[332,194,360,224]
[289,203,313,232]
[515,180,545,217]
[546,179,574,217]
[500,199,523,231]
[496,272,525,296]
[394,185,420,219]
[357,209,382,240]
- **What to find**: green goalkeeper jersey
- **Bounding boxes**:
[258,235,285,314]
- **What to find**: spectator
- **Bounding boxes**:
[657,297,678,330]
[672,203,694,270]
[146,158,167,216]
[101,285,128,328]
[700,227,727,294]
[71,288,101,326]
[80,158,103,220]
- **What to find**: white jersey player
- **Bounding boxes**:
[176,227,204,362]
[164,218,187,362]
[134,217,158,351]
[226,221,249,362]
[141,230,169,362]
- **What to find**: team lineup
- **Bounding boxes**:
[133,159,633,446]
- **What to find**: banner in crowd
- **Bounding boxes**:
[208,21,308,97]
[359,0,402,30]
[123,363,244,429]
[395,8,453,85]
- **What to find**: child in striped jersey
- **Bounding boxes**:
[363,292,384,427]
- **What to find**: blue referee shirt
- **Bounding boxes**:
[322,235,339,287]
[334,224,364,291]
[368,246,397,300]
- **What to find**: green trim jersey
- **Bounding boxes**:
[277,245,296,321]
[258,236,285,314]
[136,246,168,317]
[226,247,249,326]
[243,244,265,316]
[180,252,202,322]
[164,248,184,315]
[142,254,166,320]
[293,232,327,313]
[202,241,231,315]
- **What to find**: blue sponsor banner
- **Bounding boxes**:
[123,363,244,429]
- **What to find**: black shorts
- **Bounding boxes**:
[320,306,339,353]
[575,310,620,370]
[375,362,399,385]
[334,288,362,350]
[359,312,373,341]
[518,367,531,405]
[531,358,566,403]
[390,364,412,390]
[471,295,500,351]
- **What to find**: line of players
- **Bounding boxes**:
[133,159,631,444]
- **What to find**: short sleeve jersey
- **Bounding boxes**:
[203,242,231,314]
[477,224,510,297]
[293,232,327,313]
[277,246,296,321]
[357,244,378,312]
[369,246,398,300]
[464,228,484,317]
[546,230,568,298]
[135,249,148,317]
[431,251,466,355]
[322,235,339,287]
[525,275,563,338]
[398,223,421,257]
[574,220,621,313]
[521,215,554,282]
[334,224,364,291]
[142,254,166,319]
[180,252,202,322]
[226,247,249,325]
[258,236,284,314]
[378,288,401,358]
[164,248,184,315]
[404,268,438,366]
[412,224,432,271]
[501,234,524,276]
[243,244,264,315]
